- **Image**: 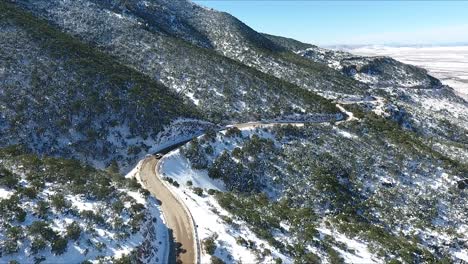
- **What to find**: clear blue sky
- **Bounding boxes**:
[193,1,468,46]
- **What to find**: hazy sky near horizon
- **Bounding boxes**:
[193,1,468,46]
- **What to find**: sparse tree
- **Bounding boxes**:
[66,221,81,241]
[51,236,68,255]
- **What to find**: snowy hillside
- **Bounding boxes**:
[288,40,468,165]
[0,147,168,263]
[163,121,467,263]
[295,46,442,89]
[160,150,288,264]
[349,46,468,100]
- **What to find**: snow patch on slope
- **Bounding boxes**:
[159,158,289,263]
[318,227,382,264]
[160,149,225,191]
[0,188,13,199]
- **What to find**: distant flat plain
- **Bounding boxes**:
[349,46,468,100]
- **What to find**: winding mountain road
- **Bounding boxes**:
[138,157,197,264]
[136,103,367,264]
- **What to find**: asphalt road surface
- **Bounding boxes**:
[139,157,196,264]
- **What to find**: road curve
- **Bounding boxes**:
[138,157,196,264]
[137,122,315,264]
[137,108,363,264]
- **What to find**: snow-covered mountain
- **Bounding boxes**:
[286,39,467,165]
[0,0,466,263]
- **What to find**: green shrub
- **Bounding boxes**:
[3,239,19,254]
[35,200,50,219]
[164,177,173,184]
[107,160,120,174]
[3,226,23,254]
[114,254,132,264]
[0,166,18,188]
[17,208,27,223]
[127,178,141,190]
[130,203,145,213]
[34,256,46,263]
[225,127,242,138]
[205,146,214,155]
[220,215,233,225]
[326,245,344,264]
[129,212,145,233]
[0,195,26,222]
[21,187,38,199]
[51,237,68,255]
[193,187,203,196]
[262,248,272,257]
[203,236,217,255]
[302,252,321,264]
[232,148,242,159]
[203,129,217,142]
[139,188,150,197]
[236,236,248,246]
[81,210,105,225]
[66,221,81,241]
[51,194,70,211]
[31,238,47,254]
[211,256,225,264]
[28,221,57,241]
[6,226,23,240]
[112,200,125,213]
[95,242,107,252]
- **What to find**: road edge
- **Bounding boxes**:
[133,159,171,264]
[156,157,201,264]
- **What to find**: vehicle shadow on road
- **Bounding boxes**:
[175,240,189,264]
[168,229,189,264]
[168,229,177,264]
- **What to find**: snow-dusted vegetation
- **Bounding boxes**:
[12,0,340,122]
[0,147,168,263]
[1,0,467,263]
[0,3,206,172]
[164,114,467,263]
[160,150,290,264]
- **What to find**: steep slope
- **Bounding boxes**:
[139,0,367,94]
[7,0,465,166]
[12,0,340,123]
[112,0,368,95]
[300,47,468,162]
[269,34,467,163]
[24,0,461,155]
[0,2,205,169]
[265,35,442,89]
[262,33,315,53]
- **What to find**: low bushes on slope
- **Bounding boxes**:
[0,146,159,263]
